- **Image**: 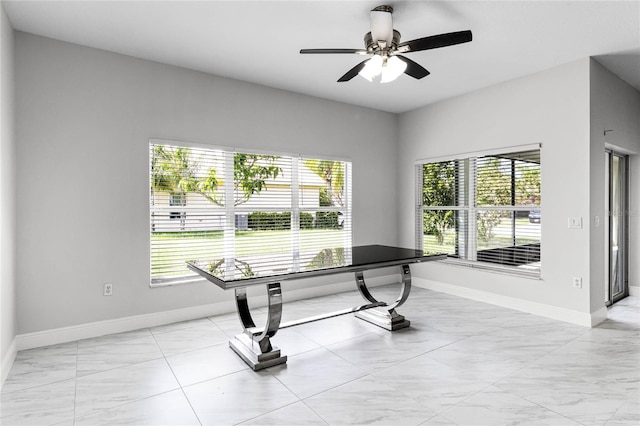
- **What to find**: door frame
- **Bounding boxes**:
[605,149,629,306]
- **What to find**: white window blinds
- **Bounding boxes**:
[417,148,541,275]
[150,142,352,285]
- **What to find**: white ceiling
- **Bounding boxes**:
[4,0,640,113]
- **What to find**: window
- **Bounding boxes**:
[150,141,352,285]
[417,147,541,276]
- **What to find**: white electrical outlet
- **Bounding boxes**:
[103,283,113,296]
[572,277,582,289]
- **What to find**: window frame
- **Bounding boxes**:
[149,138,353,287]
[416,144,541,278]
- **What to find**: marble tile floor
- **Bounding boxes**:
[1,286,638,426]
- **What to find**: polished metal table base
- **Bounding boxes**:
[354,264,412,330]
[229,334,287,371]
[355,309,410,331]
[232,283,287,371]
[231,264,413,370]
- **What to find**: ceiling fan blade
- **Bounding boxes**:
[397,30,472,53]
[337,60,368,82]
[300,48,367,54]
[395,55,430,79]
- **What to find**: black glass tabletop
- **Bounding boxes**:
[187,244,444,289]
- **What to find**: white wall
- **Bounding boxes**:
[0,2,17,384]
[589,59,640,305]
[15,33,398,336]
[398,59,596,323]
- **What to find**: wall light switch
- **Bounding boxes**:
[568,217,583,229]
[594,216,600,227]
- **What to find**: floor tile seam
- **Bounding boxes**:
[297,400,332,426]
[524,329,595,365]
[503,357,639,399]
[600,398,636,426]
[0,374,78,396]
[72,388,189,424]
[365,334,471,374]
[178,365,250,390]
[435,381,508,424]
[400,331,476,361]
[158,351,216,412]
[418,414,462,426]
[369,358,494,398]
[319,326,474,374]
[481,344,578,389]
[73,383,184,419]
[72,339,80,425]
[148,318,228,337]
[149,326,205,337]
[301,328,380,348]
[75,356,201,423]
[233,399,306,426]
[26,340,81,356]
[490,383,592,425]
[321,341,371,370]
[284,344,327,359]
[176,385,205,426]
[149,329,169,359]
[76,329,155,350]
[209,316,233,336]
[74,352,170,379]
[292,371,371,401]
[269,374,307,400]
[366,370,479,417]
[155,340,229,359]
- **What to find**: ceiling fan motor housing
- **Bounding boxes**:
[370,5,394,45]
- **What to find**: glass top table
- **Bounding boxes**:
[187,245,445,370]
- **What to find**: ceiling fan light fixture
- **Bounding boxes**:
[380,56,407,83]
[358,55,384,81]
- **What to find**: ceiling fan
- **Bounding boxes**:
[300,5,472,83]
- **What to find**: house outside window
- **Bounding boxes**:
[169,192,186,227]
[416,146,541,276]
[149,140,352,286]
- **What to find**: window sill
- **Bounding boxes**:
[150,274,204,288]
[439,257,541,280]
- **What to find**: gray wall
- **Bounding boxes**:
[1,3,16,383]
[589,59,640,307]
[15,32,398,335]
[10,29,640,342]
[398,59,595,317]
[398,58,640,319]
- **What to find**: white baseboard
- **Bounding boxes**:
[16,300,235,352]
[414,278,599,327]
[1,337,17,388]
[15,275,394,352]
[590,307,608,327]
[629,286,640,297]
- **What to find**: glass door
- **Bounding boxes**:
[606,151,629,305]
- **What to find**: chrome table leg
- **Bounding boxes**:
[229,283,287,370]
[354,264,412,330]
